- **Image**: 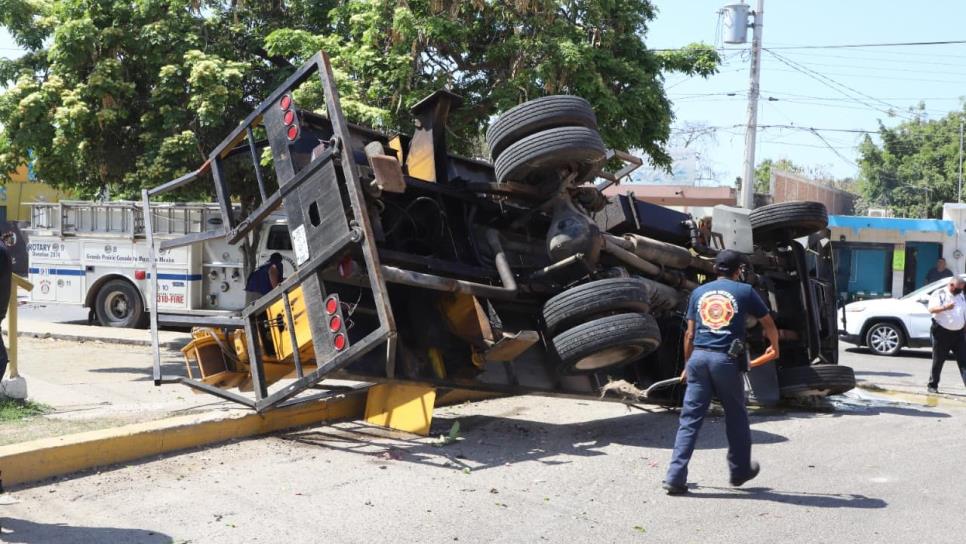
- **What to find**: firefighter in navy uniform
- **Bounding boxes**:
[245,252,284,298]
[663,250,780,495]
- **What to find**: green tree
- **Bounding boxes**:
[0,0,718,201]
[857,110,965,218]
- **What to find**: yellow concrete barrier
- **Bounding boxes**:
[0,387,503,488]
[0,392,365,488]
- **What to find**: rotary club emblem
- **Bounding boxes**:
[698,291,736,330]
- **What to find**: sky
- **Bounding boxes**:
[648,0,966,186]
[3,1,966,188]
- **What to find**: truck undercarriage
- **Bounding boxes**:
[143,52,854,412]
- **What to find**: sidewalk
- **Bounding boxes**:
[6,318,189,348]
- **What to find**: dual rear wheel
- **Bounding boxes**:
[487,95,607,186]
[542,278,661,375]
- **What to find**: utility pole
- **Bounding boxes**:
[959,117,963,202]
[739,0,764,210]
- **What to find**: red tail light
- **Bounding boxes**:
[333,333,347,351]
[325,296,338,315]
[279,95,292,110]
[283,110,295,125]
[329,315,342,332]
[134,270,146,280]
[286,125,299,141]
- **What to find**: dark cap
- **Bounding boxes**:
[269,252,284,263]
[714,249,748,273]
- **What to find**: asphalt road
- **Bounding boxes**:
[2,345,963,544]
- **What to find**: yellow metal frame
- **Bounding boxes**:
[364,383,437,436]
[7,274,33,379]
[266,286,314,363]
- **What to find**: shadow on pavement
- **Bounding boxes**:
[854,370,912,378]
[279,410,788,472]
[279,389,954,472]
[0,518,172,543]
[686,486,888,509]
[845,347,931,359]
[88,363,186,382]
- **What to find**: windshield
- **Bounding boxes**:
[901,274,966,300]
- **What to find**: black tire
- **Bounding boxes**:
[95,279,146,328]
[487,95,598,161]
[749,201,828,244]
[864,321,904,356]
[553,312,661,375]
[778,364,856,398]
[494,126,606,185]
[542,278,651,335]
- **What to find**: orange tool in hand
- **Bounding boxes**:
[749,346,778,369]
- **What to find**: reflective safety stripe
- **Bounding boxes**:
[27,268,202,281]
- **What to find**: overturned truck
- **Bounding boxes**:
[143,52,854,412]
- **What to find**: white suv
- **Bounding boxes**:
[839,275,966,356]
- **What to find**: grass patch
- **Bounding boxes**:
[0,399,51,421]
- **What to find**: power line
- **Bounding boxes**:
[654,39,966,53]
[763,90,966,101]
[777,50,966,68]
[767,66,966,85]
[763,48,911,119]
[746,39,966,50]
[671,124,878,134]
[773,58,966,77]
[807,128,860,167]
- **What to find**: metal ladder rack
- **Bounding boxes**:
[27,201,227,238]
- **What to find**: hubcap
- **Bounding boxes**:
[869,325,899,354]
[575,345,645,371]
[105,291,130,321]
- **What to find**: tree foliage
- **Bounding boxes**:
[857,110,965,218]
[0,0,719,201]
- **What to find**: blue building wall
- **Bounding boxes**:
[829,215,953,301]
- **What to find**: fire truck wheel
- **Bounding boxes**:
[486,95,598,161]
[553,312,661,375]
[95,279,146,329]
[542,277,651,335]
[494,126,606,185]
[778,364,856,398]
[749,201,828,245]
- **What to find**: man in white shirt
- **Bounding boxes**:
[927,277,966,393]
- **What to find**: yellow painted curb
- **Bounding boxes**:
[0,387,503,488]
[0,393,366,488]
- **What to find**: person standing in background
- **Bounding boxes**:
[0,237,13,379]
[925,258,954,284]
[926,277,966,394]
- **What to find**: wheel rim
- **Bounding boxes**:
[105,291,130,322]
[869,325,899,354]
[574,344,645,371]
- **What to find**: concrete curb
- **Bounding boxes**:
[9,329,150,347]
[3,329,187,348]
[0,388,502,488]
[0,392,366,488]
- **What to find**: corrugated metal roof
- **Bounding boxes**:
[828,215,955,236]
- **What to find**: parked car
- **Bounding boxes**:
[839,274,966,355]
